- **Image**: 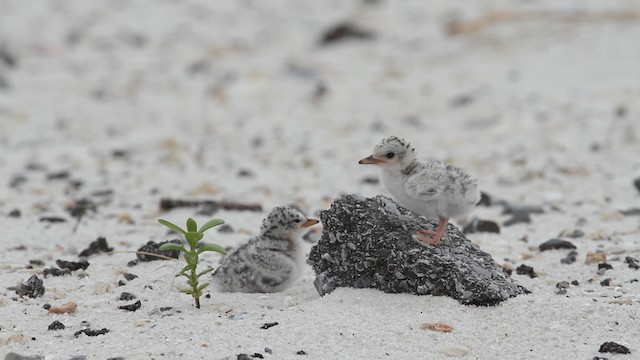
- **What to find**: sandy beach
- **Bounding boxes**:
[1,0,639,359]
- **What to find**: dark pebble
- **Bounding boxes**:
[264,348,272,354]
[196,203,219,216]
[260,322,279,330]
[361,176,380,185]
[46,171,70,180]
[43,267,71,277]
[516,264,537,278]
[56,259,90,271]
[119,292,136,301]
[597,263,613,271]
[251,354,264,359]
[39,216,67,223]
[127,259,139,267]
[15,275,45,298]
[136,240,182,261]
[592,357,608,360]
[462,217,500,234]
[43,304,51,310]
[9,174,28,188]
[4,353,43,360]
[502,204,544,226]
[600,278,612,286]
[117,280,126,287]
[449,93,475,108]
[123,273,138,281]
[118,300,141,312]
[217,224,234,233]
[79,237,113,258]
[624,256,639,270]
[634,177,640,194]
[8,209,21,218]
[29,259,44,266]
[106,358,125,360]
[560,251,578,265]
[571,280,579,286]
[318,22,375,45]
[620,208,640,216]
[237,355,251,360]
[0,45,17,67]
[477,191,492,206]
[599,341,630,354]
[237,169,254,177]
[73,328,110,338]
[65,198,96,218]
[296,350,307,356]
[560,229,585,238]
[539,238,577,251]
[48,320,65,331]
[556,281,570,289]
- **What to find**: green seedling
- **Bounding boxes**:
[158,217,226,308]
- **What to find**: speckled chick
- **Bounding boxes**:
[212,206,319,293]
[359,136,480,245]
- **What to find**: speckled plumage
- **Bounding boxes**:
[212,206,318,293]
[359,136,480,245]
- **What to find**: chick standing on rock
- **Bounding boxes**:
[212,206,319,293]
[359,136,480,245]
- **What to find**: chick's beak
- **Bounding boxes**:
[358,155,387,165]
[301,219,319,228]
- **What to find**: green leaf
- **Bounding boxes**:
[197,243,226,255]
[186,218,197,233]
[182,289,194,295]
[158,243,187,253]
[197,267,215,277]
[197,282,210,291]
[199,219,224,233]
[158,219,186,234]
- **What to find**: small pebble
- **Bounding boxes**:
[571,280,579,286]
[123,273,138,281]
[4,353,43,360]
[624,256,639,270]
[600,278,612,287]
[118,300,142,312]
[462,218,500,234]
[15,275,45,298]
[561,251,578,265]
[559,229,585,238]
[599,341,630,354]
[539,239,576,252]
[119,292,136,301]
[78,237,113,258]
[516,264,537,278]
[260,322,279,330]
[8,209,21,218]
[634,177,640,195]
[296,350,307,355]
[74,328,109,338]
[48,320,65,331]
[56,260,89,271]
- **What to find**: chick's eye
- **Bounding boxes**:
[293,219,301,223]
[385,152,395,159]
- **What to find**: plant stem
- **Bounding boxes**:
[190,249,201,309]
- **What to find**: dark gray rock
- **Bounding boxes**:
[501,203,544,226]
[599,341,630,354]
[15,275,45,298]
[462,217,500,234]
[307,195,529,306]
[539,238,577,251]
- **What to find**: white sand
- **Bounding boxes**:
[1,0,639,359]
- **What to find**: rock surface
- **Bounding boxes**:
[308,195,529,306]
